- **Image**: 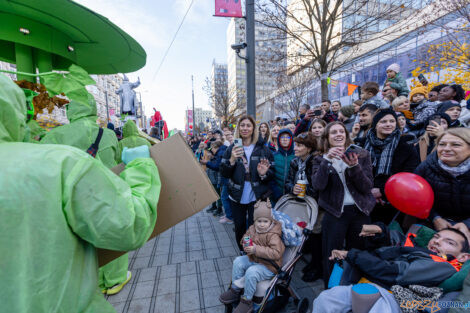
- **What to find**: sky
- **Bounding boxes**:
[75,0,230,130]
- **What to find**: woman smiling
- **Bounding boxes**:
[415,128,470,233]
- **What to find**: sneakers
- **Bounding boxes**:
[106,271,132,295]
[219,216,234,224]
[219,287,241,304]
[233,296,253,313]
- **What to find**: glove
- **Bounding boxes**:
[122,145,151,165]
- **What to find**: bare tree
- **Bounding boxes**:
[257,0,416,101]
[203,77,245,127]
[273,72,311,119]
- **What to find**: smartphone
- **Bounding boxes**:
[418,74,428,86]
[314,110,322,116]
[345,144,362,155]
[233,138,243,147]
[430,115,441,125]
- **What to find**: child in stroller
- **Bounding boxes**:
[219,200,285,313]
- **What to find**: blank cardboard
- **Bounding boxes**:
[97,133,219,266]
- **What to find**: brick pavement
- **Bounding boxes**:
[106,210,323,313]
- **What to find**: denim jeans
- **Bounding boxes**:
[232,255,274,300]
[221,183,232,220]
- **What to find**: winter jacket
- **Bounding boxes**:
[415,152,470,228]
[206,145,228,186]
[220,138,274,203]
[410,100,438,126]
[384,72,409,97]
[286,154,316,198]
[357,134,419,197]
[310,149,376,217]
[293,118,311,136]
[363,95,390,109]
[346,245,460,289]
[323,111,338,123]
[273,129,295,195]
[242,221,285,273]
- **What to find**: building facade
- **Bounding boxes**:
[86,74,123,127]
[226,17,286,117]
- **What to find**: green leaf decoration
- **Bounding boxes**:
[68,64,97,86]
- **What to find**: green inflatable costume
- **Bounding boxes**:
[0,73,161,312]
[41,94,119,169]
[118,120,151,163]
[40,89,133,292]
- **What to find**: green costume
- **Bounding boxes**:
[118,120,151,162]
[41,94,119,169]
[0,73,161,312]
[26,119,46,142]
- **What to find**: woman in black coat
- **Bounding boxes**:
[415,128,470,233]
[220,115,274,250]
[311,122,376,286]
[360,109,419,224]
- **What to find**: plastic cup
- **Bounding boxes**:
[297,179,308,198]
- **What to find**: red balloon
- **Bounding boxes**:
[384,173,434,219]
[189,125,193,129]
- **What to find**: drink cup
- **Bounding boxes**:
[297,179,308,198]
[243,236,252,248]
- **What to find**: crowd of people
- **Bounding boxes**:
[187,63,470,313]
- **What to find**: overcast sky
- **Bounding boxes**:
[75,0,230,130]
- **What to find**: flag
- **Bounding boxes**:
[215,0,243,17]
[347,83,359,96]
[330,79,338,88]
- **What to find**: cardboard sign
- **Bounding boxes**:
[97,132,219,266]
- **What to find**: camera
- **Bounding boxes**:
[231,42,247,52]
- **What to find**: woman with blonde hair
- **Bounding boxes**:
[220,115,275,250]
[268,124,280,152]
[415,127,470,233]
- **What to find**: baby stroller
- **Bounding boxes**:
[223,194,319,313]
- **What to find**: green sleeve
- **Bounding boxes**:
[63,157,161,251]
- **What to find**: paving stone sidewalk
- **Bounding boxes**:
[106,210,324,313]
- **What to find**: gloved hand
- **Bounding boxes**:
[122,145,151,165]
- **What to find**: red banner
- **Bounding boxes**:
[215,0,243,17]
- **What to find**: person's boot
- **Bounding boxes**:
[233,296,253,313]
[206,204,217,213]
[219,287,241,304]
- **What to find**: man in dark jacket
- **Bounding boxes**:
[313,227,470,312]
[202,141,227,216]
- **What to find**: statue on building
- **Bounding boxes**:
[116,74,140,116]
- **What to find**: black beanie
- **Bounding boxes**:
[437,101,461,114]
[371,108,398,130]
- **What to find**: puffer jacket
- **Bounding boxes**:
[273,129,295,195]
[220,138,274,202]
[415,152,470,228]
[384,72,409,97]
[241,221,285,273]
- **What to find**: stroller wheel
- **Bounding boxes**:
[296,297,309,313]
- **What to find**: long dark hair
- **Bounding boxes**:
[235,115,259,144]
[320,121,353,153]
[258,122,270,142]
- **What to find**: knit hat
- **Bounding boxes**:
[371,108,398,130]
[409,86,428,100]
[387,63,400,73]
[339,105,355,118]
[253,200,273,221]
[437,101,461,114]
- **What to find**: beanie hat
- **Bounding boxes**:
[253,200,273,221]
[409,86,428,101]
[387,63,400,73]
[437,101,461,114]
[371,108,398,130]
[339,105,355,118]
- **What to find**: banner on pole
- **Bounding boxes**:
[215,0,243,17]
